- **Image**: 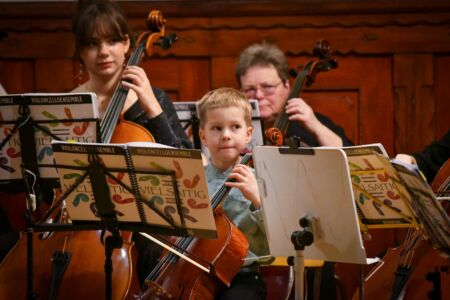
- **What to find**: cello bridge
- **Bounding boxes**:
[142,280,173,299]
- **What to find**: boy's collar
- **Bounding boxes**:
[208,159,232,176]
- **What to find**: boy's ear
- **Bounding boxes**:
[246,126,253,144]
[199,128,207,146]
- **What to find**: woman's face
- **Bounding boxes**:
[79,33,130,81]
[239,65,290,125]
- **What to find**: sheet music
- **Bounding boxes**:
[392,160,450,255]
[51,141,217,239]
[0,93,98,185]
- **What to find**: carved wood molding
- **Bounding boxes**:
[2,11,449,32]
[2,25,448,58]
[1,1,450,19]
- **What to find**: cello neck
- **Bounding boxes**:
[98,11,174,144]
[431,158,450,197]
[99,43,146,144]
[210,153,252,209]
[272,66,311,135]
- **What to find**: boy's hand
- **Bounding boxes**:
[225,164,261,209]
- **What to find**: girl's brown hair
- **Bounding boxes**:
[72,0,131,62]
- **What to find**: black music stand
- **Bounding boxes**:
[173,101,202,149]
[253,145,375,300]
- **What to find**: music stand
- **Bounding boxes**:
[253,145,376,300]
[46,141,216,299]
[0,93,99,194]
[172,101,202,149]
[0,93,99,299]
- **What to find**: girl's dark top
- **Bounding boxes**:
[123,87,192,149]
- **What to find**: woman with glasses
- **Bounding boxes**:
[235,42,353,300]
[236,42,353,147]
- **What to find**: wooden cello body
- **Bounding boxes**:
[137,155,252,300]
[139,209,248,299]
[0,230,139,299]
[351,235,449,300]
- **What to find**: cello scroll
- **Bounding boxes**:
[136,10,178,58]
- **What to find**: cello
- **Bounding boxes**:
[136,155,251,299]
[0,10,175,300]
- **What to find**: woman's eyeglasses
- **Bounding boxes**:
[241,81,282,98]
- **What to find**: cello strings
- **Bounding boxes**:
[139,232,209,273]
[100,43,145,142]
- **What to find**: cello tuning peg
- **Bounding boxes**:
[317,59,338,72]
[313,39,331,59]
[289,68,298,78]
[157,33,178,50]
[329,59,338,69]
[167,33,178,43]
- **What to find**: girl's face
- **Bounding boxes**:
[200,106,253,171]
[79,33,130,81]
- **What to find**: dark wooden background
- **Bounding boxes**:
[0,0,449,297]
[1,0,449,156]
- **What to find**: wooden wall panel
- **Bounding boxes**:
[140,58,210,101]
[211,56,237,89]
[302,91,359,146]
[434,55,450,140]
[394,54,435,154]
[0,32,74,59]
[0,60,34,94]
[207,25,450,57]
[34,58,77,92]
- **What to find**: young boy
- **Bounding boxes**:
[197,87,270,300]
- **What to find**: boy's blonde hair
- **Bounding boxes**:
[197,87,252,128]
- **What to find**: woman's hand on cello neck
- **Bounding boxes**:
[285,97,343,147]
[121,65,163,118]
